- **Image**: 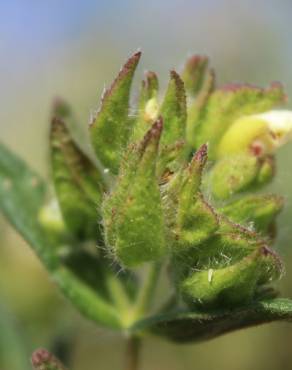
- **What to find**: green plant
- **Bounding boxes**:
[1,51,292,370]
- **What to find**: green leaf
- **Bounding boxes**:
[90,51,141,174]
[50,118,105,240]
[0,142,122,329]
[52,267,121,328]
[131,298,292,343]
[0,141,56,269]
[31,348,67,370]
[160,70,187,145]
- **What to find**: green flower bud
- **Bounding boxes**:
[90,51,141,174]
[220,194,284,234]
[181,245,282,308]
[50,118,105,239]
[38,198,68,243]
[103,118,166,267]
[209,153,260,199]
[132,71,159,141]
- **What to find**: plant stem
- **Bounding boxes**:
[125,337,141,370]
[119,263,161,328]
[106,274,132,313]
[133,262,161,319]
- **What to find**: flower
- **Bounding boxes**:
[217,110,292,158]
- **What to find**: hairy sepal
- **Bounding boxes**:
[50,118,105,240]
[90,51,141,174]
[103,118,167,267]
[160,71,187,145]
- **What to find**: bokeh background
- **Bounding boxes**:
[1,1,292,369]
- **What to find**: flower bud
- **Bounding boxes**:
[181,245,282,308]
[209,153,260,199]
[220,194,283,234]
[144,97,159,123]
[102,118,166,267]
[38,198,68,243]
[132,71,159,141]
[193,83,285,159]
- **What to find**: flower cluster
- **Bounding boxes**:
[3,51,292,353]
[42,52,292,309]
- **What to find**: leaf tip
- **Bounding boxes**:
[140,116,164,152]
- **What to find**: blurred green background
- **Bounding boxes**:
[1,1,292,369]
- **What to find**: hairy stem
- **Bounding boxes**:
[125,337,141,370]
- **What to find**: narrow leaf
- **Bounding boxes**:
[0,141,56,269]
[0,142,122,329]
[51,118,105,240]
[131,298,292,343]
